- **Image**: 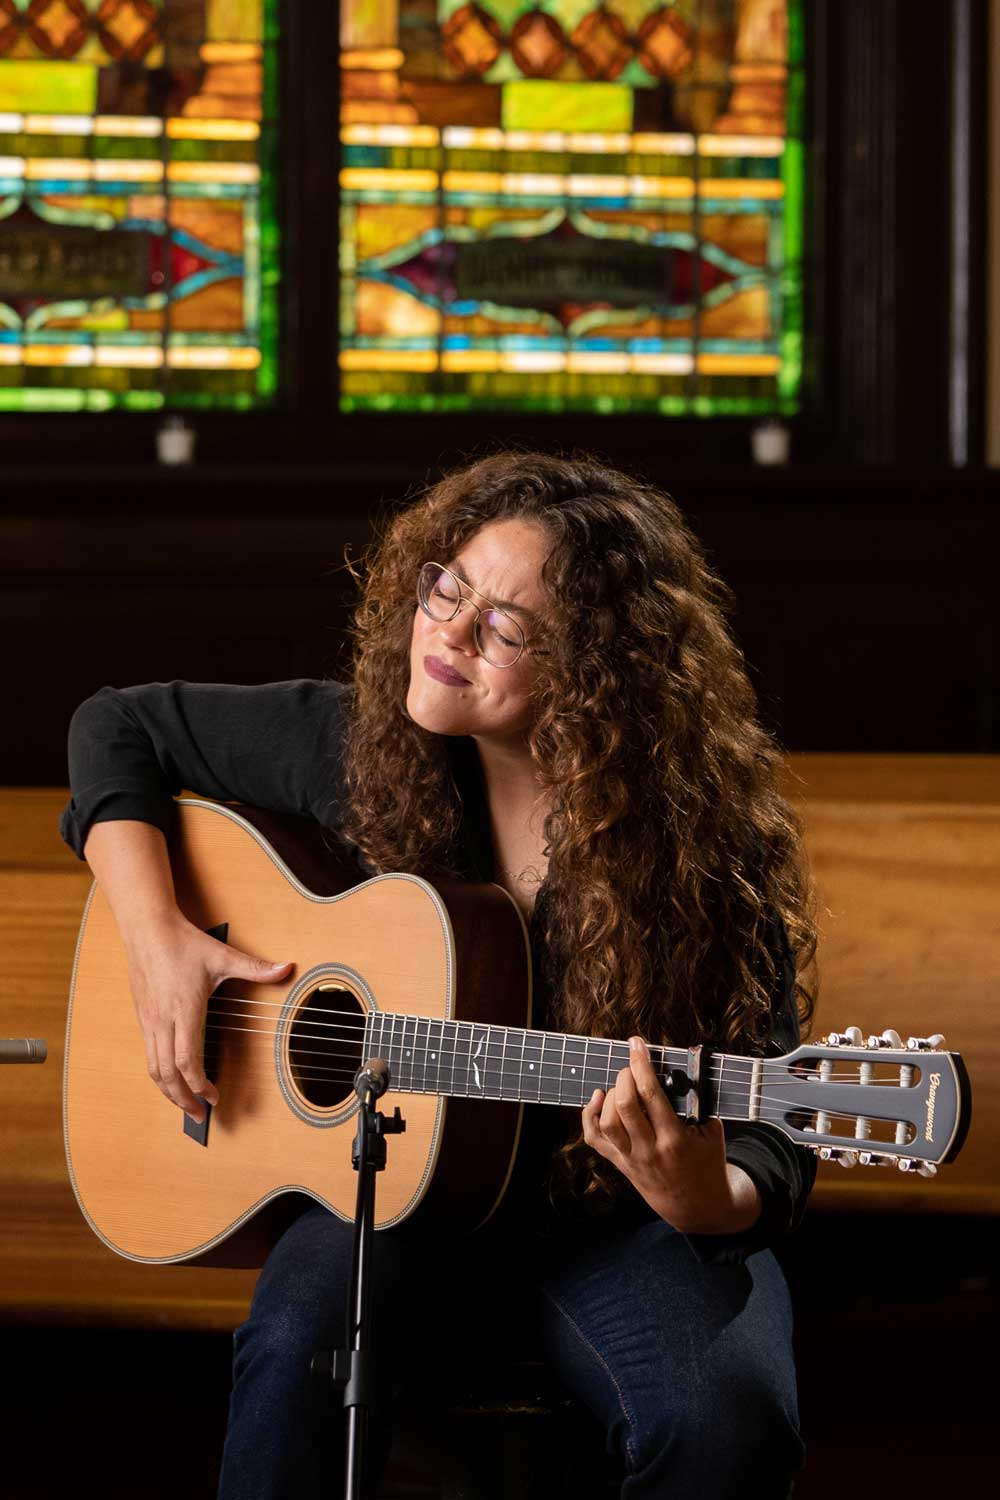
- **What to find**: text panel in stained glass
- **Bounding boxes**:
[339,0,804,415]
[0,0,280,412]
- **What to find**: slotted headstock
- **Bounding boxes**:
[757,1027,971,1173]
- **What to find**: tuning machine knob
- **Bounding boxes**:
[857,1150,894,1167]
[906,1035,946,1051]
[867,1029,903,1049]
[819,1147,858,1168]
[896,1158,938,1177]
[824,1027,864,1048]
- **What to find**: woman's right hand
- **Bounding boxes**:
[124,911,293,1123]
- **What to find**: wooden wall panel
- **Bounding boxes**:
[1,761,996,1328]
[794,807,997,1210]
[0,792,257,1329]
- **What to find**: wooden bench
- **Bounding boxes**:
[1,759,996,1329]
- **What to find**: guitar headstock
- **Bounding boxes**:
[760,1026,972,1174]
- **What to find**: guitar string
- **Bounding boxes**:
[206,989,927,1067]
[204,990,929,1067]
[198,1040,912,1108]
[201,1016,866,1093]
[200,1022,919,1098]
[203,1020,923,1092]
[203,995,919,1081]
[198,1022,922,1124]
[192,1058,913,1142]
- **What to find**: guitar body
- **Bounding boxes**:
[64,800,531,1266]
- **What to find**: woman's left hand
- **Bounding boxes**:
[581,1036,762,1235]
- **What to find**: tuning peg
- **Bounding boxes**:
[867,1029,903,1049]
[906,1034,946,1051]
[824,1027,863,1048]
[897,1158,939,1177]
[857,1150,894,1167]
[819,1147,858,1168]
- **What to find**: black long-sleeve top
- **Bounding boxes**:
[60,678,815,1262]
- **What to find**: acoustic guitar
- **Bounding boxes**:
[63,799,972,1267]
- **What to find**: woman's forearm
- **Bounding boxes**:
[82,819,182,947]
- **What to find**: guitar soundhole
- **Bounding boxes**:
[287,983,365,1111]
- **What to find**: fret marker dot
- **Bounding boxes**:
[571,1068,577,1075]
[529,1063,535,1070]
[431,1053,436,1060]
[406,1051,411,1057]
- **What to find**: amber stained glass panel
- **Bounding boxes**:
[339,0,805,415]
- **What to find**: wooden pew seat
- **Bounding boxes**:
[1,759,996,1328]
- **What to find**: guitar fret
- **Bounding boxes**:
[562,1036,587,1104]
[425,1016,440,1095]
[541,1032,562,1104]
[503,1020,512,1104]
[446,1014,458,1098]
[608,1041,630,1090]
[464,1024,477,1097]
[404,1015,417,1092]
[583,1037,607,1098]
[491,1025,505,1100]
[485,1024,498,1099]
[523,1029,542,1102]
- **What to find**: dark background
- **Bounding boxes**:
[1,0,996,785]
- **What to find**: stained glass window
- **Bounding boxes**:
[0,1,280,412]
[339,0,804,415]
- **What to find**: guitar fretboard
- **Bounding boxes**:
[364,1012,758,1121]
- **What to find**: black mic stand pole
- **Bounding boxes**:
[312,1057,405,1500]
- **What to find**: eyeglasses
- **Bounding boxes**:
[417,562,528,668]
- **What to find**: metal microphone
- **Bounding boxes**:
[0,1038,47,1064]
[354,1057,389,1102]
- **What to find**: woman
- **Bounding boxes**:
[61,451,816,1499]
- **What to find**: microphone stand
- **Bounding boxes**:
[312,1057,405,1500]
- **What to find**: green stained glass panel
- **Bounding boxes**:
[0,0,281,413]
[502,81,633,133]
[207,0,263,42]
[0,61,97,113]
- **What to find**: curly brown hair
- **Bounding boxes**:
[340,450,816,1207]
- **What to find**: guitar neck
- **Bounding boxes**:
[366,1012,746,1122]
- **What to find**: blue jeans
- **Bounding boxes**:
[218,1202,803,1499]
